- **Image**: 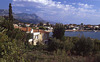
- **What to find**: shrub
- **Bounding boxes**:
[75,36,94,56]
[94,53,100,62]
[39,26,46,30]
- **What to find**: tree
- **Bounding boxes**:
[9,3,13,22]
[39,26,46,30]
[8,3,14,30]
[94,53,100,62]
[93,39,100,53]
[75,36,94,56]
[53,23,65,40]
[47,38,63,51]
[64,39,74,52]
[39,22,43,26]
[46,22,50,26]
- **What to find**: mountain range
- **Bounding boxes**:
[0,9,45,24]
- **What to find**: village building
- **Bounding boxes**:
[13,24,50,45]
[29,29,50,45]
[13,24,19,28]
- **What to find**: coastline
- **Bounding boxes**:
[46,30,100,32]
[65,30,100,32]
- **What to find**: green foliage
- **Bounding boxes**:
[32,27,36,29]
[0,16,5,22]
[94,53,100,62]
[0,16,30,62]
[47,38,63,51]
[0,10,100,62]
[46,22,50,26]
[64,39,74,52]
[39,26,46,30]
[53,23,65,40]
[0,27,8,34]
[7,3,14,31]
[93,39,100,53]
[47,38,74,52]
[39,22,43,26]
[61,36,67,41]
[9,3,13,22]
[21,24,26,27]
[48,36,99,56]
[0,16,14,31]
[0,31,26,61]
[75,36,94,55]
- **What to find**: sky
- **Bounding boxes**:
[1,0,100,24]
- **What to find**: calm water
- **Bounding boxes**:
[49,31,100,40]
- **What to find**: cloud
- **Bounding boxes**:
[12,4,25,7]
[78,3,94,9]
[12,0,100,24]
[26,9,31,11]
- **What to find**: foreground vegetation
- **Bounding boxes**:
[0,3,100,62]
[0,16,100,62]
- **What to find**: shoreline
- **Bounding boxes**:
[46,30,100,32]
[65,30,100,32]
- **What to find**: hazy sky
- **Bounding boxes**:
[1,0,100,24]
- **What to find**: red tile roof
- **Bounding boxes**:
[20,27,27,31]
[20,27,32,32]
[14,26,49,33]
[33,29,49,33]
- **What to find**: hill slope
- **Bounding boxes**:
[0,9,45,24]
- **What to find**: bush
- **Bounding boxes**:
[47,38,74,52]
[93,39,100,53]
[94,53,100,62]
[39,26,46,30]
[47,38,62,51]
[75,36,94,56]
[64,40,74,52]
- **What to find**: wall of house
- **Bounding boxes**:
[39,33,49,42]
[28,31,50,45]
[33,32,40,45]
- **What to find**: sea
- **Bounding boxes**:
[49,31,100,40]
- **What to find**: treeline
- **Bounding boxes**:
[47,36,100,56]
[24,23,100,62]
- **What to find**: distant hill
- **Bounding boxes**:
[0,9,45,24]
[0,9,9,16]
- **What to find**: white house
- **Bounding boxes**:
[28,29,50,45]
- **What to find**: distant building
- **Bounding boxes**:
[79,23,84,30]
[73,27,79,30]
[25,24,31,27]
[13,24,19,28]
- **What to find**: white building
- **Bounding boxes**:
[28,29,50,45]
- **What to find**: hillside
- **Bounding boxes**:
[0,9,45,24]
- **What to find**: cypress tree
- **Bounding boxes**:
[8,3,14,30]
[9,3,13,22]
